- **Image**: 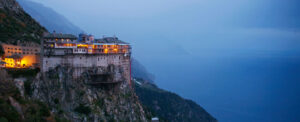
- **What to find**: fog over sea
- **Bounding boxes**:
[29,0,300,121]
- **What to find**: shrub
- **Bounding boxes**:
[7,68,39,78]
[36,101,50,117]
[95,99,104,108]
[0,117,8,122]
[24,80,33,96]
[74,104,91,115]
[54,98,59,104]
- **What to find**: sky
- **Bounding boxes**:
[28,0,300,121]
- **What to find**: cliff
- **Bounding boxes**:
[0,65,150,122]
[30,65,148,121]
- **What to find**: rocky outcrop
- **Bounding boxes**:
[31,65,149,122]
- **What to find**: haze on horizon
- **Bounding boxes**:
[27,0,300,122]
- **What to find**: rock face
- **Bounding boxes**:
[32,65,149,122]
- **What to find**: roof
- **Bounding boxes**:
[44,33,77,39]
[151,117,159,121]
[95,37,129,44]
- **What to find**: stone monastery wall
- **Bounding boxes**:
[43,54,131,84]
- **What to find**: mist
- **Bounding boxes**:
[28,0,300,121]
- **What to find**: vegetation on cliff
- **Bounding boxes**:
[0,0,46,44]
[0,69,56,122]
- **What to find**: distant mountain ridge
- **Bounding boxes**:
[17,0,84,35]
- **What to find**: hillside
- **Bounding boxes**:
[17,0,84,35]
[0,0,46,44]
[135,78,217,122]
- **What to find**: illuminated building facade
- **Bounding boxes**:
[42,33,132,85]
[1,44,40,68]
